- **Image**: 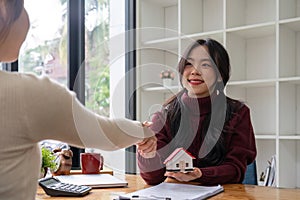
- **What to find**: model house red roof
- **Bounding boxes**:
[163,147,195,164]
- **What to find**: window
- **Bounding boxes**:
[6,0,129,173]
[85,0,110,117]
[20,0,67,84]
[21,0,111,116]
[84,0,129,173]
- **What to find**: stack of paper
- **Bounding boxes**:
[54,174,128,188]
[118,182,224,200]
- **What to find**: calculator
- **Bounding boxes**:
[39,177,92,197]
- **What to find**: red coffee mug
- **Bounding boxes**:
[80,153,103,174]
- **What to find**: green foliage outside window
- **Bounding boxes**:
[20,0,111,116]
[85,0,110,117]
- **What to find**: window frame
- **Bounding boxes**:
[67,0,86,170]
[2,0,137,172]
[125,0,137,174]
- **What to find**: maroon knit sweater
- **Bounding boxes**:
[138,92,257,185]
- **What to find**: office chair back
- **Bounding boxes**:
[242,161,258,185]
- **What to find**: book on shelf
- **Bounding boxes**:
[262,155,276,187]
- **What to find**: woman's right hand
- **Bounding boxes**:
[136,135,157,158]
[136,121,157,158]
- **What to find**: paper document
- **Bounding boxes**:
[269,155,276,187]
[54,174,128,188]
[264,155,276,187]
[119,182,224,200]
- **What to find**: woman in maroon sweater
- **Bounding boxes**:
[137,38,257,185]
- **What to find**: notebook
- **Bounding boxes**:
[118,182,224,200]
[54,174,128,188]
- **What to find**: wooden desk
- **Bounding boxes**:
[36,174,147,200]
[36,175,300,200]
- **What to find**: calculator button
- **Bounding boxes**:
[78,188,87,192]
[59,185,68,189]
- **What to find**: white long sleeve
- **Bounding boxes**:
[0,70,153,200]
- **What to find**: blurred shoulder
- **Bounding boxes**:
[1,70,66,89]
[0,70,74,98]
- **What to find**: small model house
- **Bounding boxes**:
[163,147,195,172]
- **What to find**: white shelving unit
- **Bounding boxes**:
[136,0,300,188]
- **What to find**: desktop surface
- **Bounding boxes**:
[36,174,300,200]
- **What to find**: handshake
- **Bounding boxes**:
[136,121,157,158]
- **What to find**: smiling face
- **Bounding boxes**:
[178,39,231,98]
[182,45,219,98]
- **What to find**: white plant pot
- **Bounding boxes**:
[162,78,172,87]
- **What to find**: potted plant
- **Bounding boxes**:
[41,147,57,178]
[160,69,175,87]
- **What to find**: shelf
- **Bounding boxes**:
[142,85,181,93]
[142,78,283,91]
[279,140,300,188]
[138,0,300,188]
[226,22,275,38]
[279,82,300,136]
[279,135,300,140]
[181,30,224,39]
[279,17,300,32]
[227,79,277,87]
[227,27,276,81]
[255,139,276,184]
[279,20,300,78]
[146,0,177,7]
[181,0,223,34]
[255,135,277,139]
[279,77,300,84]
[139,0,178,42]
[180,31,224,53]
[279,0,300,20]
[141,35,179,50]
[226,0,276,28]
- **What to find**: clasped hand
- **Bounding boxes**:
[136,121,202,181]
[136,121,157,158]
[136,136,157,158]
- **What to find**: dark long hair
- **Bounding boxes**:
[163,38,235,167]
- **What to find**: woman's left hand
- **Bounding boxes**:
[164,168,202,182]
